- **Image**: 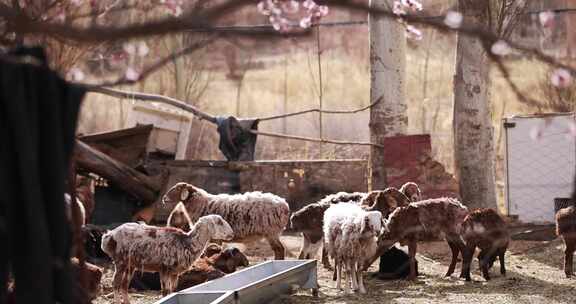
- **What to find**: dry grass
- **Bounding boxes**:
[94,233,576,304]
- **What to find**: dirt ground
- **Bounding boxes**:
[94,232,576,304]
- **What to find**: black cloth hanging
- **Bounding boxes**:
[0,48,85,304]
[215,116,259,161]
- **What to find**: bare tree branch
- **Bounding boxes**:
[258,96,383,121]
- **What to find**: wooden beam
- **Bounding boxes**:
[74,140,162,204]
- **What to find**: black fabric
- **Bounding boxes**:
[215,116,259,161]
[0,49,85,304]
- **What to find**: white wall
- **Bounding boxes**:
[504,113,576,223]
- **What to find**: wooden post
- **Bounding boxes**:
[369,0,408,190]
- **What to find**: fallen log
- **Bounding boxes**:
[74,139,162,204]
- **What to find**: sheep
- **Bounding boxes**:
[177,246,250,290]
[372,246,418,280]
[166,202,192,232]
[101,214,234,304]
[459,208,509,281]
[366,198,469,280]
[130,244,249,291]
[70,257,103,302]
[79,224,110,264]
[162,182,290,259]
[323,203,382,293]
[290,189,409,269]
[556,205,576,278]
[399,182,422,202]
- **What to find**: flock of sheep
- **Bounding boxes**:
[64,179,576,304]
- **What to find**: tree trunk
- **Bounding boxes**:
[453,1,497,209]
[74,140,163,205]
[369,0,407,190]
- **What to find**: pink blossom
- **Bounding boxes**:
[125,67,140,81]
[539,10,555,28]
[401,0,423,11]
[71,0,84,6]
[444,11,463,29]
[393,1,406,15]
[299,16,312,28]
[551,68,573,88]
[490,40,511,56]
[136,41,150,57]
[123,43,136,55]
[54,8,66,23]
[405,24,422,40]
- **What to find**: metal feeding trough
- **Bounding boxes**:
[155,260,318,304]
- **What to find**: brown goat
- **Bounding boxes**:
[460,208,509,281]
[177,247,250,290]
[367,198,469,280]
[399,182,422,202]
[556,205,576,278]
[71,258,103,302]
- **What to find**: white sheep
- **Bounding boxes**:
[323,203,382,294]
[101,214,234,304]
[163,182,290,259]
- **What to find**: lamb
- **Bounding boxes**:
[556,205,576,278]
[399,182,422,202]
[101,214,234,304]
[459,208,509,281]
[166,202,192,232]
[290,189,409,269]
[177,246,250,290]
[162,182,290,259]
[366,198,469,280]
[323,203,382,293]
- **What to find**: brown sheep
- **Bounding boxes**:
[399,182,422,202]
[71,258,103,302]
[556,205,576,278]
[460,208,509,281]
[367,198,469,280]
[177,246,250,290]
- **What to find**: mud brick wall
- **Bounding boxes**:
[383,134,460,200]
[150,159,368,220]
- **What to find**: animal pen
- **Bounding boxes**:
[503,113,576,223]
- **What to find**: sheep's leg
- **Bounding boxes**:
[565,239,575,278]
[112,263,126,304]
[335,258,342,290]
[297,235,310,259]
[498,247,507,276]
[357,262,366,294]
[407,240,417,280]
[344,262,353,293]
[122,268,135,304]
[460,245,475,281]
[322,246,332,270]
[160,273,171,297]
[445,238,462,277]
[266,236,285,260]
[349,261,358,292]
